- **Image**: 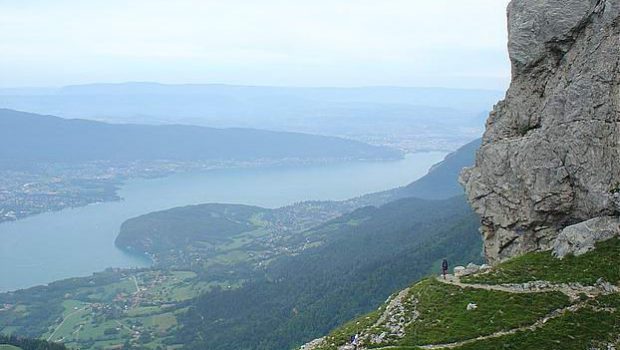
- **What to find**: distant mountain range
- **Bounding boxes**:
[0,82,503,115]
[0,83,502,152]
[0,108,400,164]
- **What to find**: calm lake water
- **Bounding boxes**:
[0,152,446,292]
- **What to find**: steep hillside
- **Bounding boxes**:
[397,139,481,200]
[303,237,619,350]
[0,108,399,164]
[177,196,482,350]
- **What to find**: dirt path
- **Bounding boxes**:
[132,275,140,294]
[436,275,618,301]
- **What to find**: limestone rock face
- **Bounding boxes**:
[553,216,620,258]
[461,0,620,263]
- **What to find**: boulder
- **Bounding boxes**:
[453,266,466,277]
[466,303,478,311]
[553,217,620,258]
[479,264,492,271]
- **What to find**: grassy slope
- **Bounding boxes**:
[312,238,620,350]
[399,279,569,346]
[462,238,620,285]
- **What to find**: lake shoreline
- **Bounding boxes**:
[0,152,446,292]
[0,155,410,226]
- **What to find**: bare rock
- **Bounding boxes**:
[299,337,326,349]
[553,216,620,258]
[453,266,467,277]
[461,0,620,263]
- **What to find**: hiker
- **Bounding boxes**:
[442,259,449,279]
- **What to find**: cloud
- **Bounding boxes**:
[0,0,511,88]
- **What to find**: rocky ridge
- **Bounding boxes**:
[460,0,620,263]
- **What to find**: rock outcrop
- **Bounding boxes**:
[461,0,620,263]
[553,216,620,258]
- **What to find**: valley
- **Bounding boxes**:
[5,1,618,350]
[0,141,480,350]
[0,195,483,350]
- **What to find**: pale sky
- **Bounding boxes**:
[0,0,511,89]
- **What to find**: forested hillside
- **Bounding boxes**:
[0,335,66,350]
[177,196,482,349]
[397,138,480,199]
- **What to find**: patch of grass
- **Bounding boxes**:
[85,278,136,301]
[589,293,620,309]
[398,279,570,346]
[463,238,620,285]
[45,300,90,342]
[125,306,162,317]
[140,312,177,333]
[211,250,250,265]
[454,301,620,350]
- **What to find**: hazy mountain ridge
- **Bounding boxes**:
[0,84,501,152]
[0,108,400,163]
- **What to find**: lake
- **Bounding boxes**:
[0,152,446,292]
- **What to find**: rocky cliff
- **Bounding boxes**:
[461,0,620,263]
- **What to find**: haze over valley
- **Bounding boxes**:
[0,84,502,153]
